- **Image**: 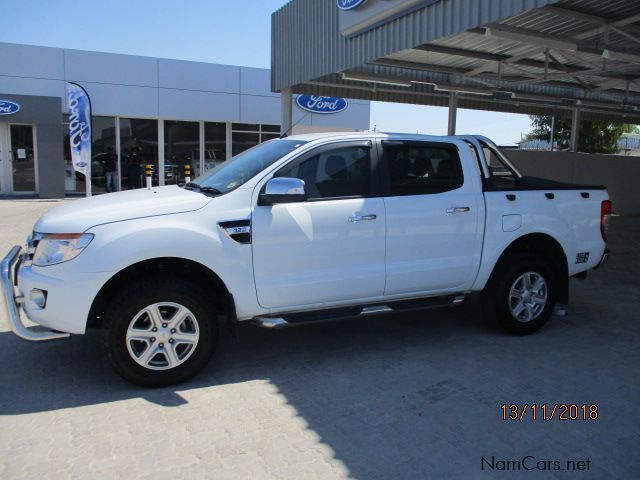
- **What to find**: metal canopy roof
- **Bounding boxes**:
[272,0,640,122]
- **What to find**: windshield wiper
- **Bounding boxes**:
[199,186,223,195]
[183,182,223,196]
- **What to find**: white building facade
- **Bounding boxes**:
[0,42,370,197]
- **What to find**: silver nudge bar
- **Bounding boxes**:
[1,245,69,341]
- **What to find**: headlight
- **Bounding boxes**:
[32,233,94,267]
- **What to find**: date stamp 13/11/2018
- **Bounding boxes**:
[501,404,599,421]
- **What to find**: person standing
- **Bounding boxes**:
[104,147,118,193]
[127,146,142,189]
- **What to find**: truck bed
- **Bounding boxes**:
[484,175,606,192]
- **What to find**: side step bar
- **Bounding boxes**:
[253,294,465,329]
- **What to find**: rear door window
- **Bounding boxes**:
[381,142,464,196]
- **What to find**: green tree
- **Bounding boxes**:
[524,116,638,154]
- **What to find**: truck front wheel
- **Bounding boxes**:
[103,277,217,387]
[483,254,557,335]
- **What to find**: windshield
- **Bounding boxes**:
[192,139,307,194]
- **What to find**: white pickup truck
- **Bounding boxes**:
[1,133,610,386]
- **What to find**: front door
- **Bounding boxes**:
[380,140,483,296]
[252,141,386,309]
[0,123,37,194]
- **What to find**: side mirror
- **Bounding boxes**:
[258,177,307,206]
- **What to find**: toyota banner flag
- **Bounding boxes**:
[66,82,92,196]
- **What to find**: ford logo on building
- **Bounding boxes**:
[337,0,368,10]
[0,100,20,115]
[296,95,348,114]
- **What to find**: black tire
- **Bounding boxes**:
[482,253,557,335]
[103,276,217,387]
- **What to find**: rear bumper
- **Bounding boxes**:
[0,246,70,342]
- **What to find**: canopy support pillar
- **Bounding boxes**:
[447,92,458,135]
[281,88,293,135]
[570,107,581,152]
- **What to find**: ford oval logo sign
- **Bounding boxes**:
[296,95,348,114]
[0,100,20,116]
[337,0,368,10]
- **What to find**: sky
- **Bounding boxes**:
[2,0,533,144]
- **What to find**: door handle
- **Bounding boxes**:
[446,206,470,214]
[348,214,377,223]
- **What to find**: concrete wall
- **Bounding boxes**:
[507,150,640,216]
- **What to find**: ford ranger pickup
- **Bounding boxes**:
[1,133,611,386]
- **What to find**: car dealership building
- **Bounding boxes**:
[0,42,370,198]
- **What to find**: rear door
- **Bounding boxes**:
[380,140,484,296]
[252,140,386,309]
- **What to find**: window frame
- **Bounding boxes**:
[378,140,465,197]
[272,140,381,202]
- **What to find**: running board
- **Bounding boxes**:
[252,294,465,329]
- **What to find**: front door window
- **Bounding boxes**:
[277,145,372,200]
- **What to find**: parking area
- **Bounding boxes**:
[0,199,638,479]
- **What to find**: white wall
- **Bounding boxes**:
[0,42,370,128]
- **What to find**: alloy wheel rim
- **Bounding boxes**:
[508,271,548,323]
[126,302,200,370]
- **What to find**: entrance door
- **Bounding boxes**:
[0,124,7,194]
[8,124,37,193]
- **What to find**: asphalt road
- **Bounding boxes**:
[0,199,638,479]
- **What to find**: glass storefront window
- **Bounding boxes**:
[261,124,281,134]
[119,118,158,190]
[92,117,117,193]
[164,120,200,185]
[61,119,277,194]
[204,122,226,173]
[232,131,260,156]
[231,123,280,157]
[63,115,116,194]
[260,124,281,143]
[232,123,259,132]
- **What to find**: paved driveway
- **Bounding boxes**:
[0,200,638,479]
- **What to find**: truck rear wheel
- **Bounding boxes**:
[103,277,217,387]
[482,254,557,335]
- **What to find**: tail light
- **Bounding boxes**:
[600,200,612,242]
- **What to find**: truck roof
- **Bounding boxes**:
[281,131,476,143]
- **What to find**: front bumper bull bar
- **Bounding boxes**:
[1,245,69,341]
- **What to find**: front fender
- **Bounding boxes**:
[70,209,260,320]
